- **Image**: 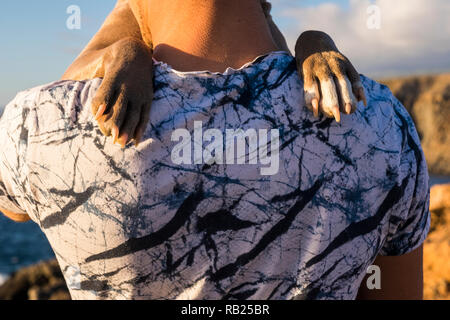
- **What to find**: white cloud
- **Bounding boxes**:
[276,0,450,77]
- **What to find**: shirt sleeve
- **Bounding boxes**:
[0,80,99,222]
[0,176,27,215]
[379,93,431,256]
[0,90,36,217]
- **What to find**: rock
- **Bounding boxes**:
[424,183,450,300]
[0,259,70,300]
[424,223,450,300]
[381,74,450,176]
[430,184,450,213]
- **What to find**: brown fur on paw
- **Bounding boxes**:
[296,31,366,121]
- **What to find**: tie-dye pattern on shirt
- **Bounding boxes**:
[0,52,430,300]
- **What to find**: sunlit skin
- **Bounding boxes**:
[2,0,423,300]
[357,245,424,300]
[1,208,31,223]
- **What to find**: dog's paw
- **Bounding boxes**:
[295,32,367,122]
[91,38,153,147]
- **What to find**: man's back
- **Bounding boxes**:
[0,52,429,299]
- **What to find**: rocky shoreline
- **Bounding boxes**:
[424,184,450,299]
[381,73,450,176]
[0,259,70,300]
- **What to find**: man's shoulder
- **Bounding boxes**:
[356,75,426,182]
[6,78,101,109]
[306,74,424,177]
[366,73,419,127]
[360,75,393,98]
[357,74,418,140]
[360,74,399,117]
[1,79,102,133]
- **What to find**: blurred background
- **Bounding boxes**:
[0,0,449,299]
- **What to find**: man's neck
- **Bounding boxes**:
[146,0,279,72]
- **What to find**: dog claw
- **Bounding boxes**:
[345,103,352,114]
[95,104,107,120]
[359,87,367,107]
[119,133,128,148]
[332,105,341,123]
[134,129,144,147]
[312,98,320,118]
[112,126,119,144]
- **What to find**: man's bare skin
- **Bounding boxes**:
[62,0,366,147]
[1,208,31,223]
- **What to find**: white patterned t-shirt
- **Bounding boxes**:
[0,52,430,300]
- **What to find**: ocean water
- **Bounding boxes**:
[0,214,55,284]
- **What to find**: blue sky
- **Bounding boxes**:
[0,1,114,107]
[0,0,448,107]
